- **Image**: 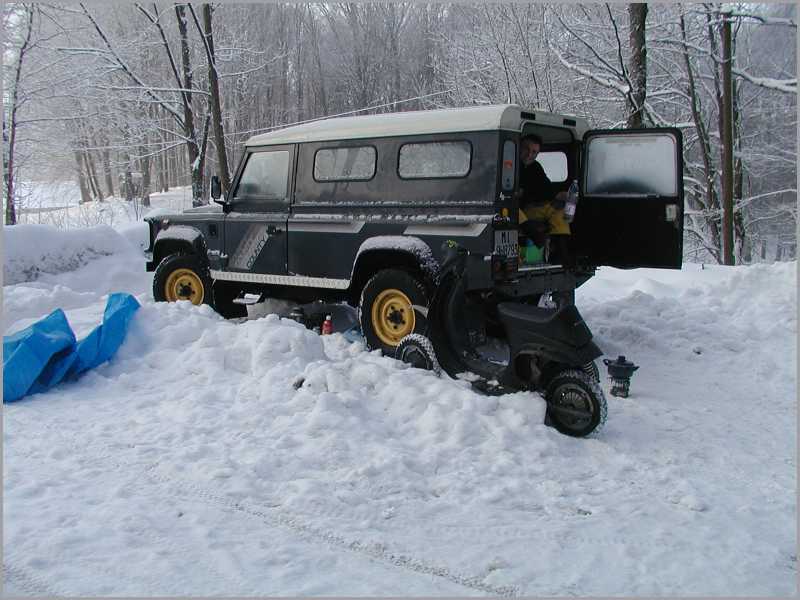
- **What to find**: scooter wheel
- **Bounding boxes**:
[395,334,442,375]
[545,370,607,437]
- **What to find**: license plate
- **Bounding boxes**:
[494,229,518,258]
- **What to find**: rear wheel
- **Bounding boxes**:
[545,370,607,437]
[359,269,428,354]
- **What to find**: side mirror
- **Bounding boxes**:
[210,175,223,203]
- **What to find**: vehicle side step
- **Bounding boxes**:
[232,293,262,305]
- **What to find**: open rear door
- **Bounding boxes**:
[572,128,683,269]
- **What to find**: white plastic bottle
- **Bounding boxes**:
[564,179,579,223]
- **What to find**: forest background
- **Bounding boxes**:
[3,2,797,264]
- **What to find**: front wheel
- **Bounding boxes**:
[153,254,212,307]
[545,370,607,437]
[153,254,245,319]
[359,269,428,354]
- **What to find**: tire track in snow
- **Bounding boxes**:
[7,410,519,597]
[3,561,68,597]
[143,462,519,597]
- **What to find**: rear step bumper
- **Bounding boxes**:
[494,266,594,297]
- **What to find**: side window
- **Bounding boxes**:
[537,151,568,183]
[234,151,290,201]
[314,146,376,181]
[398,141,471,179]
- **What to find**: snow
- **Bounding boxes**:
[3,219,797,595]
[3,224,136,286]
[14,182,196,231]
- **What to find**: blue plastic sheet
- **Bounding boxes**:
[3,293,140,403]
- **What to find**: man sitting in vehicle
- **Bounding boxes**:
[517,134,573,267]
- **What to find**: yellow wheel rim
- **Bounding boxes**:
[164,268,205,305]
[371,288,415,347]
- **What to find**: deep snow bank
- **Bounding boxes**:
[4,224,138,285]
[580,261,796,358]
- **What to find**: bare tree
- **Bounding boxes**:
[187,3,231,194]
[627,3,648,128]
[4,4,34,224]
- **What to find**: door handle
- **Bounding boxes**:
[267,225,282,235]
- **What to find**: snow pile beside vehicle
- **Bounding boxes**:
[580,262,796,380]
[107,303,549,495]
[3,224,137,285]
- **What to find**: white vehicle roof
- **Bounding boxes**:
[245,104,589,147]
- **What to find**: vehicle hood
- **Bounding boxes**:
[182,204,223,214]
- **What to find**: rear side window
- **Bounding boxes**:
[235,151,290,200]
[398,141,471,179]
[537,151,568,183]
[314,146,376,182]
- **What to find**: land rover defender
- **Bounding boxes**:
[145,104,683,355]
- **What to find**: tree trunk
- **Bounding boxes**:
[74,150,92,204]
[139,149,151,207]
[307,9,328,114]
[191,115,211,206]
[626,3,648,128]
[202,4,231,194]
[294,6,306,122]
[83,147,102,200]
[279,8,289,122]
[731,25,747,263]
[721,12,734,265]
[175,4,203,206]
[4,6,34,225]
[680,10,722,262]
[102,145,115,198]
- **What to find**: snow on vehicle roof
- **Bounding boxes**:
[245,104,588,147]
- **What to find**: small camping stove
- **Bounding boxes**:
[603,355,639,398]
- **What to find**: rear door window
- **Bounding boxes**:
[585,134,677,196]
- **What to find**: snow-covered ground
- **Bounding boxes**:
[3,210,797,595]
[14,182,194,231]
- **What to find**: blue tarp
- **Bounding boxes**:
[3,293,140,403]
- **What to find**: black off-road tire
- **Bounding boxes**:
[545,369,608,438]
[154,253,245,319]
[358,269,429,354]
[396,334,442,375]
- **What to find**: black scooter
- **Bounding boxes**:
[396,243,607,437]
